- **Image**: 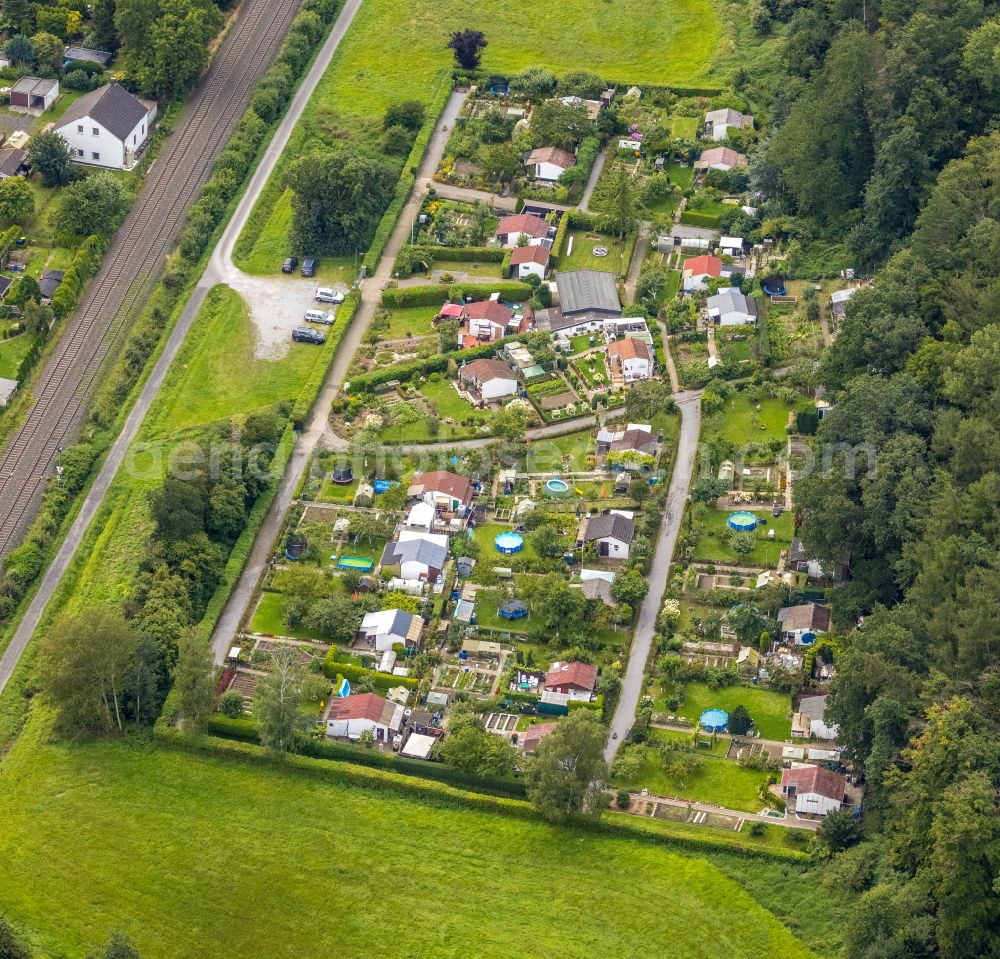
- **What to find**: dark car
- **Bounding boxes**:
[300,257,318,277]
[292,327,326,345]
[281,256,298,274]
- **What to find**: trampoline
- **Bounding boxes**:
[499,599,528,620]
[331,465,354,485]
[545,477,570,496]
[285,533,307,561]
[495,531,524,555]
[761,275,787,296]
[338,556,374,571]
[728,511,758,532]
[700,708,729,733]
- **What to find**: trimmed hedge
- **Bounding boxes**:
[322,653,420,690]
[380,281,532,310]
[680,210,721,228]
[550,211,571,259]
[408,245,505,264]
[362,77,454,276]
[205,715,526,797]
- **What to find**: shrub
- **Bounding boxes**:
[616,789,631,809]
[219,689,245,718]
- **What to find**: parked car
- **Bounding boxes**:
[303,309,334,325]
[301,257,318,277]
[281,257,298,274]
[315,287,344,304]
[292,327,326,345]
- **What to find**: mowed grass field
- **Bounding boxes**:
[237,0,726,270]
[0,720,818,959]
[145,285,322,436]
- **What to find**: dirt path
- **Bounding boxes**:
[623,220,651,305]
[579,144,611,212]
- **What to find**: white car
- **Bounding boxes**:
[303,309,334,325]
[315,287,345,304]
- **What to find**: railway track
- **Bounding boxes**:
[0,0,301,557]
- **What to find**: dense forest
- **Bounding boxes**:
[752,1,1000,956]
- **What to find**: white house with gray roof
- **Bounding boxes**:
[578,510,635,559]
[359,609,424,651]
[704,108,753,140]
[706,287,758,326]
[54,82,157,170]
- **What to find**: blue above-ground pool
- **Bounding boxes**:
[700,708,729,733]
[728,510,758,532]
[545,477,570,496]
[495,531,524,555]
[499,599,528,620]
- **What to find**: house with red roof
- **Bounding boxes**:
[694,147,747,172]
[525,146,576,181]
[324,692,404,742]
[607,336,653,382]
[682,254,724,292]
[458,358,519,402]
[457,299,515,348]
[408,469,473,511]
[544,661,598,702]
[780,764,847,816]
[518,721,558,754]
[496,212,552,248]
[509,244,550,281]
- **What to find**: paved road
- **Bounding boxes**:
[209,87,470,662]
[605,389,702,761]
[0,0,303,559]
[0,0,366,696]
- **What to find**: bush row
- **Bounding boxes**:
[680,210,720,229]
[205,715,527,798]
[407,245,505,264]
[321,654,420,690]
[550,210,572,259]
[362,79,455,276]
[180,0,343,263]
[380,281,532,310]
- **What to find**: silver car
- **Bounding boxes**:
[315,287,345,304]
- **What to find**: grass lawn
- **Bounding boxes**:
[0,331,35,380]
[432,259,503,278]
[613,736,769,813]
[692,506,794,567]
[711,394,797,448]
[666,161,695,191]
[671,115,700,139]
[381,304,441,339]
[419,376,491,428]
[523,428,594,473]
[474,586,532,634]
[567,333,596,355]
[0,718,819,959]
[146,285,324,437]
[316,475,360,503]
[249,591,330,641]
[559,229,630,276]
[677,683,793,741]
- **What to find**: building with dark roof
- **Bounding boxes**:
[54,82,157,170]
[578,510,635,559]
[63,45,114,67]
[0,147,26,179]
[38,270,65,301]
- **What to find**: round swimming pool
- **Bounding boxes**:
[495,532,525,555]
[545,477,570,495]
[728,510,758,532]
[700,708,729,732]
